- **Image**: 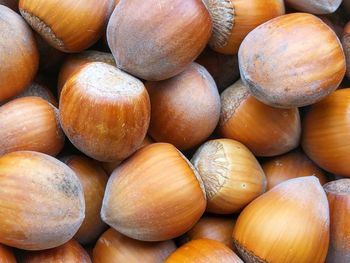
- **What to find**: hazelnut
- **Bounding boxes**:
[196,48,240,92]
[57,50,115,97]
[285,0,342,14]
[59,62,150,162]
[324,179,350,263]
[22,239,91,263]
[191,139,266,214]
[12,81,58,107]
[0,151,85,250]
[93,228,176,263]
[101,143,206,241]
[0,5,38,102]
[239,13,346,108]
[165,239,243,262]
[219,80,301,156]
[107,0,212,80]
[0,97,64,156]
[146,63,220,151]
[203,0,285,54]
[101,136,153,175]
[19,0,115,52]
[180,215,236,250]
[233,177,329,263]
[62,156,108,244]
[302,88,350,177]
[262,150,327,190]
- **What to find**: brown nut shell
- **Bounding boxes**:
[165,239,243,263]
[191,139,266,214]
[0,97,64,156]
[59,62,150,162]
[0,151,85,250]
[203,0,285,54]
[57,50,115,96]
[239,13,346,108]
[324,179,350,263]
[62,156,108,244]
[93,228,176,263]
[0,5,38,102]
[12,82,58,107]
[101,143,206,241]
[285,0,342,14]
[196,48,239,92]
[19,0,114,52]
[146,63,220,151]
[233,176,329,263]
[107,0,212,81]
[219,80,301,156]
[22,239,91,263]
[302,88,350,177]
[180,215,236,250]
[263,150,327,190]
[100,136,153,175]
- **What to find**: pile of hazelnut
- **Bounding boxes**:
[0,0,349,262]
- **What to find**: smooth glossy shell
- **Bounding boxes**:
[19,0,114,52]
[0,5,38,102]
[165,239,243,263]
[107,0,212,81]
[93,228,176,263]
[59,62,150,162]
[0,97,64,156]
[239,13,346,108]
[233,176,329,263]
[101,143,206,241]
[219,80,301,156]
[204,0,285,54]
[262,150,327,190]
[0,151,85,250]
[302,88,350,177]
[285,0,342,14]
[147,63,220,151]
[22,239,91,263]
[191,139,266,214]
